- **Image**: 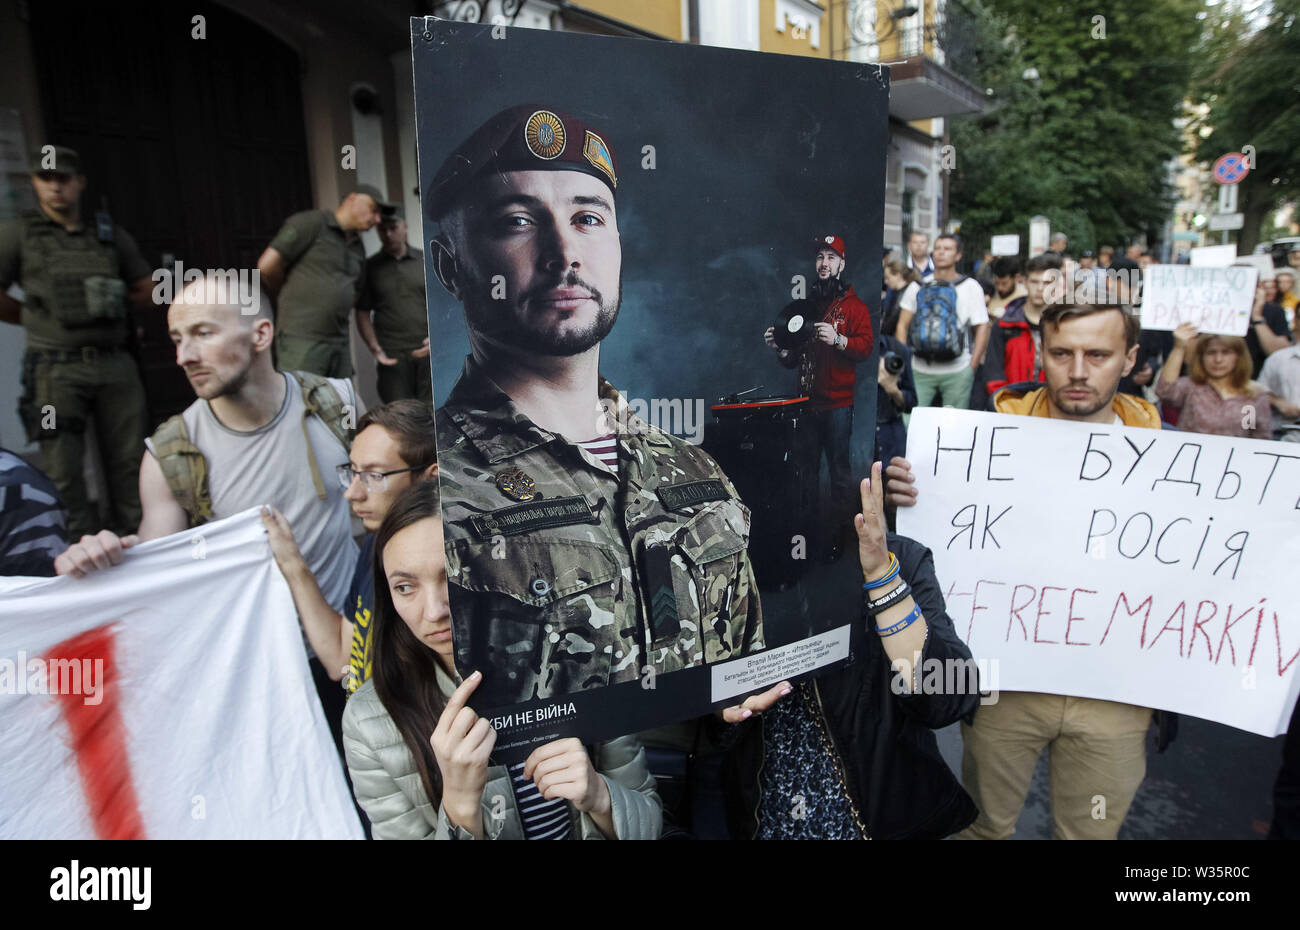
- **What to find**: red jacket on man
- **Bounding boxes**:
[783,285,873,410]
[981,297,1043,400]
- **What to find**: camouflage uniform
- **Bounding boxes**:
[436,357,764,710]
[0,149,150,539]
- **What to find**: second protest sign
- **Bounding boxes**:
[897,408,1300,737]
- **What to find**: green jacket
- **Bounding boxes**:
[341,668,663,840]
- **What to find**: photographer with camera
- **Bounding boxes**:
[875,331,915,511]
[764,235,873,562]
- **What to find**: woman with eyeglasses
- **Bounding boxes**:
[341,479,663,840]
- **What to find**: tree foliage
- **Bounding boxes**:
[947,0,1203,256]
[1190,0,1300,251]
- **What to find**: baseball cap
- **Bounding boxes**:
[354,184,397,217]
[30,146,81,176]
[816,235,846,258]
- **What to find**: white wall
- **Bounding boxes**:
[698,0,759,49]
[0,282,32,453]
[390,50,422,252]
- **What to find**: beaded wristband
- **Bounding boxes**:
[877,603,922,637]
[867,581,912,615]
[862,552,900,590]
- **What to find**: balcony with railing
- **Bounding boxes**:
[871,0,984,122]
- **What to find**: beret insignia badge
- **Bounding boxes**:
[582,130,617,188]
[524,110,566,160]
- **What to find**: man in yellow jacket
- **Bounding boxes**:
[885,299,1166,839]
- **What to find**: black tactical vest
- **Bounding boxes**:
[19,211,128,349]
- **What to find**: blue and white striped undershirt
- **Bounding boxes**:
[507,434,615,839]
[508,762,573,840]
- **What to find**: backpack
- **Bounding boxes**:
[150,371,354,528]
[908,276,969,362]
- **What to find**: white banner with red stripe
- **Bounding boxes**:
[0,508,362,839]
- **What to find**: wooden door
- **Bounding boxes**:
[31,2,313,426]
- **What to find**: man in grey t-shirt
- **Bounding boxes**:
[53,273,363,739]
[55,272,360,601]
[55,269,358,637]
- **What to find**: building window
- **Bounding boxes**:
[901,189,916,245]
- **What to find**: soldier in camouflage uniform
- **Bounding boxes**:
[0,147,153,538]
[427,106,766,712]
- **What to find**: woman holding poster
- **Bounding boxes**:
[341,481,663,840]
[1157,323,1273,439]
[722,464,980,840]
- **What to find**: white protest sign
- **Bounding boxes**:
[1190,244,1238,267]
[1233,253,1275,277]
[1139,264,1257,336]
[991,234,1020,257]
[897,408,1300,736]
[1028,217,1049,256]
[0,509,363,839]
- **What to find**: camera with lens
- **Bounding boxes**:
[882,350,905,376]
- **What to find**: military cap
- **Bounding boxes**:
[815,234,846,259]
[427,105,619,221]
[379,203,406,223]
[30,146,81,176]
[1080,249,1096,258]
[354,183,397,217]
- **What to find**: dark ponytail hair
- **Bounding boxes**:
[370,479,447,807]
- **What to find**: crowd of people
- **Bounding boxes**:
[2,135,1298,841]
[0,147,432,557]
[875,231,1300,463]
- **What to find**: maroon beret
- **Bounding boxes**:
[427,104,619,221]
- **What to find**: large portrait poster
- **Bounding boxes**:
[413,17,889,757]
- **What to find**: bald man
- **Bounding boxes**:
[54,272,361,612]
[53,271,365,750]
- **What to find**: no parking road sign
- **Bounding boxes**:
[1213,152,1250,185]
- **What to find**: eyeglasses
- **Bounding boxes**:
[335,463,427,491]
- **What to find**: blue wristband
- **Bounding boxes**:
[863,553,900,591]
[877,603,923,637]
